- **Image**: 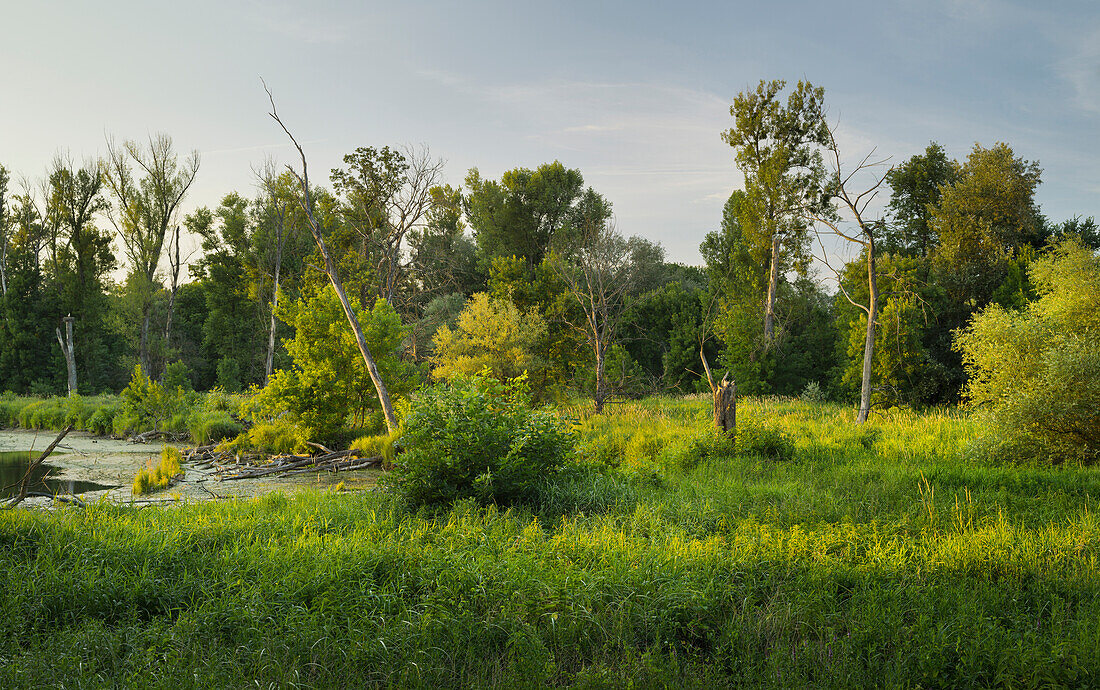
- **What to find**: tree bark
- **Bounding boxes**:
[56,316,77,396]
[763,233,780,348]
[714,373,737,437]
[265,213,285,385]
[593,337,606,414]
[857,235,879,424]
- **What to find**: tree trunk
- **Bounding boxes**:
[701,348,736,438]
[713,373,737,437]
[763,233,780,348]
[857,236,878,424]
[593,338,606,414]
[265,220,284,385]
[139,306,151,377]
[56,316,77,396]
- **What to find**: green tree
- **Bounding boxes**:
[103,134,200,375]
[258,287,417,435]
[431,292,548,387]
[883,142,957,257]
[931,142,1045,311]
[722,79,829,349]
[464,162,609,267]
[956,239,1100,464]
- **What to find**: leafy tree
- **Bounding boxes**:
[431,292,548,387]
[956,239,1100,464]
[553,217,664,412]
[931,142,1045,311]
[722,79,829,349]
[330,145,444,310]
[408,184,481,300]
[256,287,416,436]
[464,161,609,267]
[103,134,200,374]
[884,143,957,257]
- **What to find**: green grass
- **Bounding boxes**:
[2,397,1100,687]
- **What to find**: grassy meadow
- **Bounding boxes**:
[3,397,1100,687]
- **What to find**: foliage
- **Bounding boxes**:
[956,239,1100,464]
[114,365,195,436]
[8,399,1100,687]
[431,292,548,386]
[390,374,574,507]
[251,287,416,437]
[132,446,183,495]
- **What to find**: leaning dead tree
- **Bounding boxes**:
[264,80,399,433]
[804,121,891,424]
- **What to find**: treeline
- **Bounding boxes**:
[0,82,1096,415]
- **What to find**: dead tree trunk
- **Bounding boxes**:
[162,223,182,375]
[265,83,399,433]
[701,348,737,438]
[4,425,73,509]
[55,315,77,396]
[763,233,780,349]
[265,205,285,385]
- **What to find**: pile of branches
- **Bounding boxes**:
[183,443,382,482]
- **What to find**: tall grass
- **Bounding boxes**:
[2,397,1100,686]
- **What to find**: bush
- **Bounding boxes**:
[659,429,736,471]
[390,374,574,507]
[800,381,827,404]
[736,418,795,461]
[132,447,183,495]
[115,365,196,437]
[956,239,1100,465]
[187,409,243,445]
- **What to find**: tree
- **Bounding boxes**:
[257,287,416,435]
[0,164,10,296]
[256,162,289,384]
[266,83,401,432]
[330,144,444,310]
[431,292,548,385]
[722,79,829,349]
[804,122,891,423]
[464,162,609,267]
[931,143,1044,311]
[553,217,664,412]
[103,134,200,375]
[956,239,1100,464]
[408,184,480,299]
[883,143,957,257]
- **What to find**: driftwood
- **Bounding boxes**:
[129,429,189,444]
[179,444,382,482]
[4,425,74,509]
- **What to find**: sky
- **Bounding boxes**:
[2,0,1098,274]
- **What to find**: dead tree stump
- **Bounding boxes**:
[713,373,736,437]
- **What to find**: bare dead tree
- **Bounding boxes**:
[804,122,891,424]
[263,80,399,433]
[56,315,77,396]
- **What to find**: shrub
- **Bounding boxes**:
[956,239,1100,465]
[736,418,795,460]
[390,373,574,507]
[132,447,183,495]
[800,381,827,404]
[115,365,196,437]
[659,429,736,471]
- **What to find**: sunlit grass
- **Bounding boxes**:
[2,397,1099,686]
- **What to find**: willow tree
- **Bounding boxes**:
[103,134,199,375]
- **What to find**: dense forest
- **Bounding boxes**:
[0,81,1096,422]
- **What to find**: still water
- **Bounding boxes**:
[0,450,117,499]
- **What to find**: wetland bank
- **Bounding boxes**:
[0,428,380,506]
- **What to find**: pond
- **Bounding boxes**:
[0,450,118,499]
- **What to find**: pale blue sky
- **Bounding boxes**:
[3,0,1098,267]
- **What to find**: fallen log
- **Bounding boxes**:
[4,425,74,509]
